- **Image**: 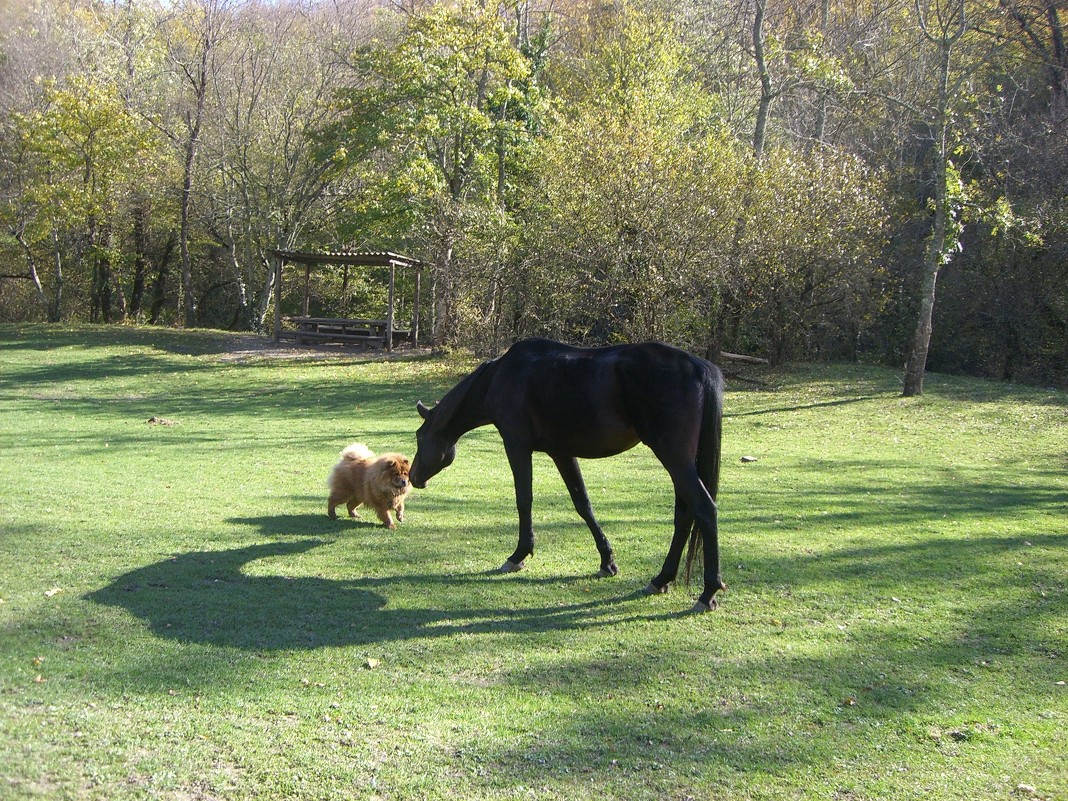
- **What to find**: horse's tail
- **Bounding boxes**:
[685,365,724,584]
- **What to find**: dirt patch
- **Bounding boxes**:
[213,332,428,363]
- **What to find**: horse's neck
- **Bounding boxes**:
[441,360,494,438]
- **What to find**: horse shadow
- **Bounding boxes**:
[86,538,677,652]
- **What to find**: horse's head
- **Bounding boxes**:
[410,401,456,489]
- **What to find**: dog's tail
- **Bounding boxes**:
[339,443,374,463]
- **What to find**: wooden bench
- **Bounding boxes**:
[281,316,411,349]
[278,329,385,348]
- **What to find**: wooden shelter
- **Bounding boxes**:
[270,249,424,351]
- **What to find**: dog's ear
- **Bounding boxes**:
[416,401,430,419]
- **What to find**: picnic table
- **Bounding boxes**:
[281,317,412,349]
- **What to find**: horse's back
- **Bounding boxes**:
[497,338,720,397]
[487,339,721,456]
[609,342,722,435]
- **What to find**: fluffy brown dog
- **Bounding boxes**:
[327,443,411,528]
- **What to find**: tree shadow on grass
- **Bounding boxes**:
[731,468,1068,533]
[85,539,677,653]
[1,352,438,421]
[454,530,1068,796]
[0,326,452,428]
[727,395,885,418]
[82,525,1068,796]
[86,521,1068,653]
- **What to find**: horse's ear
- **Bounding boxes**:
[416,401,430,419]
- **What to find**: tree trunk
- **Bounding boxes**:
[902,210,944,396]
[706,0,774,360]
[13,228,52,321]
[180,114,201,328]
[255,255,275,334]
[130,204,149,320]
[179,17,214,329]
[226,233,250,330]
[106,225,127,322]
[752,0,774,159]
[50,227,64,322]
[434,237,455,347]
[903,0,966,396]
[704,290,724,363]
[150,231,177,325]
[1045,1,1067,111]
[88,214,104,323]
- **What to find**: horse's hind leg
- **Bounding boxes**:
[677,469,725,610]
[650,463,725,609]
[551,455,618,577]
[646,493,693,593]
[691,490,724,610]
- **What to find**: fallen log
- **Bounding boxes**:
[719,351,770,365]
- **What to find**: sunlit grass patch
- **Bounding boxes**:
[1,325,1066,800]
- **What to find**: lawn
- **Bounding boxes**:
[1,324,1066,801]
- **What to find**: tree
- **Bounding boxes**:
[517,3,741,347]
[4,76,156,322]
[902,0,969,396]
[202,0,370,331]
[998,0,1068,111]
[164,0,236,328]
[729,146,891,363]
[332,0,537,345]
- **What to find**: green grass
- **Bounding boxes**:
[1,323,1066,800]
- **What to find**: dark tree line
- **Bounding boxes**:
[1,0,1065,388]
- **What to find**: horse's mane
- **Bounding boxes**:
[428,358,497,432]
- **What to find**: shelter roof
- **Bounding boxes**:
[270,249,424,269]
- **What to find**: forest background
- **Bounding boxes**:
[1,0,1065,388]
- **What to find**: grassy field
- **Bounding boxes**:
[1,324,1066,801]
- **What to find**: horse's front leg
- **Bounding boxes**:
[550,455,618,577]
[500,443,535,573]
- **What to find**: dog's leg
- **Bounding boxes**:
[327,490,346,519]
[396,500,405,523]
[347,499,361,519]
[375,507,397,529]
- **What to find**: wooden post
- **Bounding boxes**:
[386,261,396,352]
[302,264,311,316]
[341,264,349,315]
[412,266,421,348]
[273,254,283,342]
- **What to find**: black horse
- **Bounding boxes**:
[410,338,726,611]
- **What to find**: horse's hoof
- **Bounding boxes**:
[691,599,718,613]
[644,581,669,595]
[597,563,619,578]
[499,560,525,573]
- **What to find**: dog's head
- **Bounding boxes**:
[380,454,411,490]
